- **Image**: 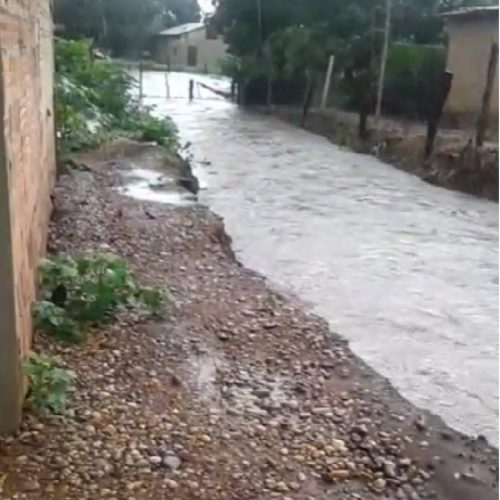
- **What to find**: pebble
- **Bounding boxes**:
[165,479,179,490]
[24,479,40,492]
[161,454,182,471]
[149,455,162,466]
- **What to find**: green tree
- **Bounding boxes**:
[54,0,201,56]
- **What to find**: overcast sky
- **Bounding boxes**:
[198,0,215,14]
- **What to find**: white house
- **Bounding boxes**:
[153,22,227,73]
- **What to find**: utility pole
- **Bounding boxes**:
[375,0,392,119]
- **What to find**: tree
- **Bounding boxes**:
[54,0,201,56]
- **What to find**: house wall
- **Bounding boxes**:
[444,15,499,130]
[155,28,227,72]
[0,0,56,432]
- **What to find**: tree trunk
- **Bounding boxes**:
[476,42,498,148]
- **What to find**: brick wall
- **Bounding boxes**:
[0,0,56,431]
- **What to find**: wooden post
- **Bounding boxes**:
[424,71,453,160]
[476,42,498,148]
[165,72,171,99]
[301,71,316,128]
[139,58,144,105]
[321,55,335,109]
[375,0,392,119]
[189,79,194,101]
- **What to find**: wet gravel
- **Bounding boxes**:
[0,143,497,500]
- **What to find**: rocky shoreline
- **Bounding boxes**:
[0,142,497,499]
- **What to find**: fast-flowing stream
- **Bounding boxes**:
[141,71,499,445]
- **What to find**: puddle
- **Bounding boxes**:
[184,350,222,410]
[118,167,197,206]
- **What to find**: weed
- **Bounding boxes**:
[23,354,76,415]
[34,254,166,342]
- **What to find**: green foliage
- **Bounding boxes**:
[132,111,179,148]
[215,0,497,112]
[55,38,178,154]
[383,43,446,118]
[54,0,201,57]
[22,354,76,415]
[34,254,166,343]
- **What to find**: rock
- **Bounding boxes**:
[165,479,179,490]
[322,469,350,482]
[383,460,397,478]
[274,481,289,492]
[373,478,387,491]
[149,455,162,466]
[440,430,454,441]
[462,471,481,484]
[254,388,271,398]
[161,454,182,471]
[24,479,40,491]
[414,415,427,432]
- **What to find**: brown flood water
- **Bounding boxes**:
[138,71,499,445]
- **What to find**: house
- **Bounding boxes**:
[153,22,227,73]
[442,6,499,130]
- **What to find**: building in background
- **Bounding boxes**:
[443,6,498,131]
[153,22,227,73]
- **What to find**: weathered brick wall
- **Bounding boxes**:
[0,0,56,431]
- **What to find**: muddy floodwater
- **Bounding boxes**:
[141,71,499,445]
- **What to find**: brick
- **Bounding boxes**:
[0,0,55,432]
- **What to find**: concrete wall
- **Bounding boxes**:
[155,28,227,73]
[0,0,56,432]
[444,15,499,129]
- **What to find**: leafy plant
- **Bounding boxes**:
[55,38,179,154]
[23,354,76,415]
[34,254,166,342]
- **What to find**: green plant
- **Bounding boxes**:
[55,38,179,154]
[34,254,166,342]
[23,354,76,415]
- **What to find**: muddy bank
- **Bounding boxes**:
[264,106,498,201]
[0,143,497,499]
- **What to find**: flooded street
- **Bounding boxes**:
[143,72,498,445]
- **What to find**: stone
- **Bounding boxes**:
[373,478,387,491]
[24,479,40,492]
[149,455,162,466]
[161,454,182,471]
[165,479,179,490]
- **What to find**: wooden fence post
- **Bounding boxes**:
[189,79,194,101]
[476,42,498,148]
[424,71,453,160]
[321,55,335,110]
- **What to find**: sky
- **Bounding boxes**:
[198,0,215,14]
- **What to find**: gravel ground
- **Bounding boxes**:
[0,142,497,500]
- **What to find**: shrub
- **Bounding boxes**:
[23,354,76,415]
[55,38,178,154]
[383,43,446,119]
[34,254,166,342]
